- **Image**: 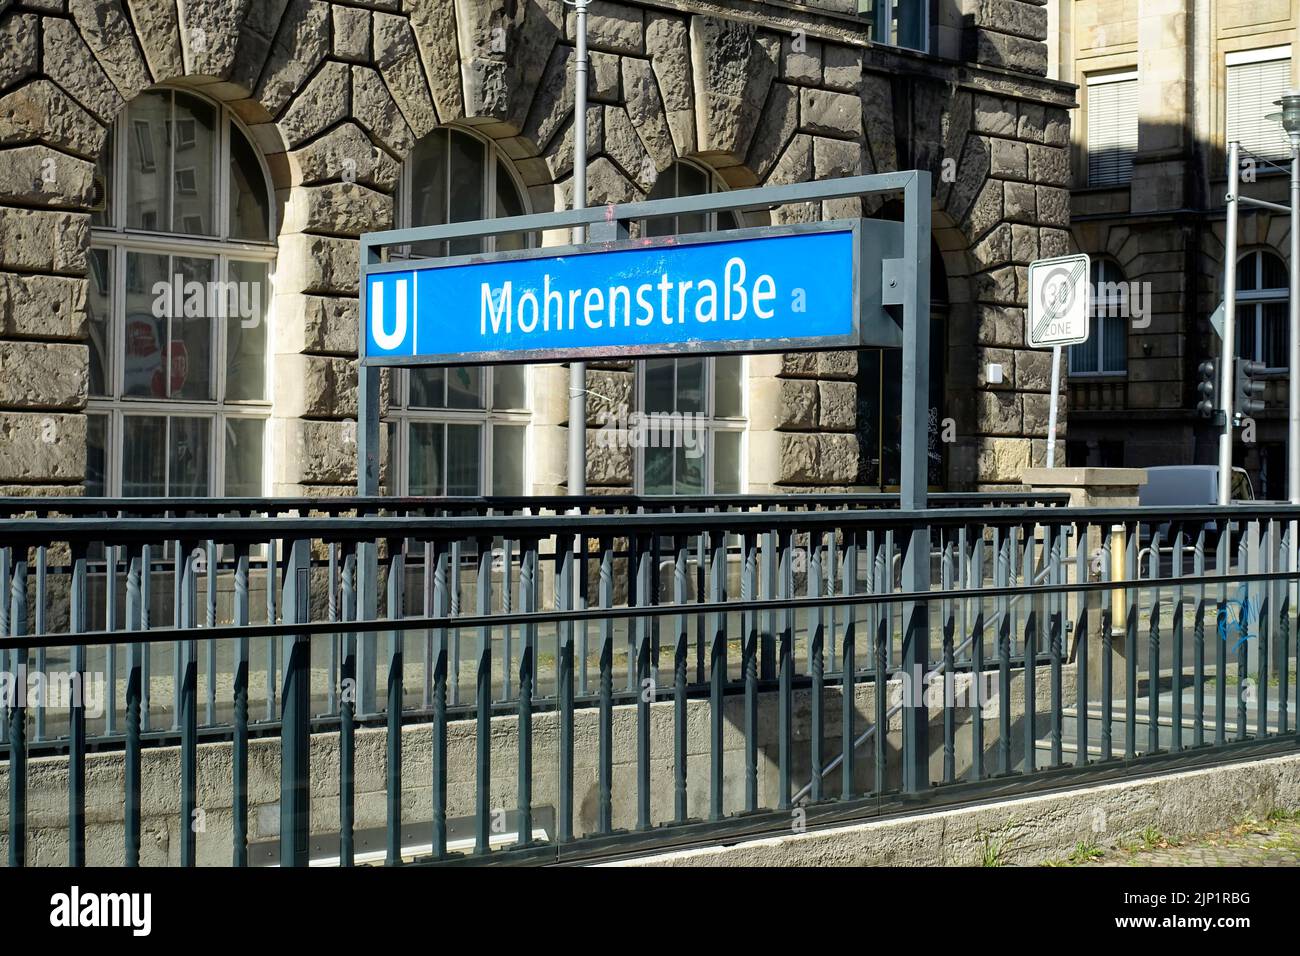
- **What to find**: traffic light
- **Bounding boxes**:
[1196,359,1216,418]
[1234,356,1266,419]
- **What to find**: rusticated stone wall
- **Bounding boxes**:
[0,0,1075,497]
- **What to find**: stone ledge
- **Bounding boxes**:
[615,752,1300,867]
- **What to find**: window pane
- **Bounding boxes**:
[676,356,704,414]
[446,423,481,495]
[408,422,444,495]
[714,356,743,418]
[123,251,169,398]
[1070,335,1099,374]
[171,93,218,236]
[643,170,677,237]
[1102,315,1127,372]
[169,416,210,496]
[1237,304,1259,363]
[225,260,268,401]
[88,248,112,396]
[714,430,741,494]
[409,367,445,408]
[644,358,674,413]
[223,418,264,496]
[447,131,485,255]
[172,256,215,400]
[492,424,526,495]
[408,129,449,227]
[1237,254,1257,292]
[492,364,527,410]
[86,414,108,497]
[674,444,703,495]
[126,91,172,232]
[229,124,271,242]
[1263,302,1287,368]
[1086,77,1138,186]
[494,160,529,252]
[122,416,166,497]
[445,366,483,409]
[92,129,113,228]
[643,445,673,494]
[1261,252,1287,291]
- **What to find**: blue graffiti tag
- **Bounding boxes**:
[1216,588,1254,650]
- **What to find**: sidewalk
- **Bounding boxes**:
[1064,813,1300,867]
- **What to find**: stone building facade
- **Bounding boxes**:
[0,0,1074,501]
[1057,0,1298,497]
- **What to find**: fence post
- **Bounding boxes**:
[280,537,311,867]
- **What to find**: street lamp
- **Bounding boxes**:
[1264,91,1300,509]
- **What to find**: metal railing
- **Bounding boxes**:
[1,494,1296,866]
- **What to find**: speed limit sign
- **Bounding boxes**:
[1027,253,1090,348]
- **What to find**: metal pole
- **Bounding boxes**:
[1046,344,1061,467]
[1218,141,1240,506]
[899,170,932,793]
[356,240,381,713]
[568,0,589,496]
[1288,137,1299,507]
[1288,136,1299,607]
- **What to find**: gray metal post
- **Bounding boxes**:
[357,240,382,712]
[1288,136,1299,507]
[568,0,589,496]
[1288,132,1299,608]
[1219,141,1240,506]
[280,537,311,867]
[899,170,932,792]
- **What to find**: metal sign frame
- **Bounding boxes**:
[355,170,934,791]
[359,218,901,367]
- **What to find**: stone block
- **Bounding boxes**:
[0,340,86,409]
[0,411,86,482]
[0,207,87,274]
[799,87,861,138]
[0,272,87,340]
[0,144,95,207]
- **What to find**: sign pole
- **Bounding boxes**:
[898,170,931,794]
[1046,344,1061,467]
[1218,141,1240,507]
[1026,252,1090,467]
[568,0,589,497]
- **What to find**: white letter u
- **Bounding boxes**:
[372,279,409,351]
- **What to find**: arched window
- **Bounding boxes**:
[1235,249,1288,370]
[87,88,275,497]
[386,128,532,496]
[635,161,747,495]
[1069,259,1127,375]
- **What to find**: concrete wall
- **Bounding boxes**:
[619,749,1300,866]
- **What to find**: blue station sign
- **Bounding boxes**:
[361,219,904,366]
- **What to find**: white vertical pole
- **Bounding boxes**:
[1219,141,1240,507]
[1046,344,1061,468]
[568,0,589,497]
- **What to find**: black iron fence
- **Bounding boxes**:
[1,494,1296,866]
